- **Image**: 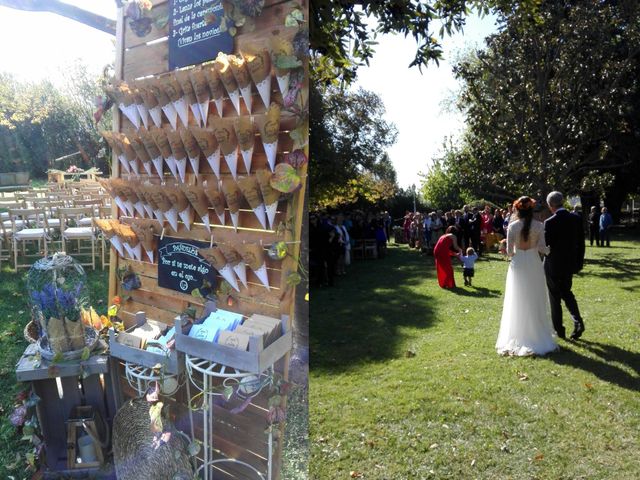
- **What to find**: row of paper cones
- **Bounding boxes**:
[99,173,281,232]
[106,37,295,130]
[94,218,273,291]
[101,102,281,180]
[95,218,157,263]
[198,243,272,292]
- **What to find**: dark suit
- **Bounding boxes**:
[544,209,585,337]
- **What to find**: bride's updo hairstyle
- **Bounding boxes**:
[513,196,536,241]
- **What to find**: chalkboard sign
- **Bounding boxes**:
[158,236,217,294]
[168,0,234,70]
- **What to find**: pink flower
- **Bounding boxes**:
[10,405,27,427]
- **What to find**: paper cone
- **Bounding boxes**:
[203,180,226,225]
[165,156,178,179]
[188,156,199,178]
[121,103,140,129]
[207,150,221,178]
[255,77,271,109]
[198,101,209,126]
[152,156,164,177]
[149,106,163,128]
[132,243,142,261]
[224,150,238,179]
[276,73,290,96]
[189,103,201,127]
[119,155,131,174]
[201,213,211,232]
[252,204,267,230]
[228,89,241,115]
[220,264,240,292]
[164,209,179,232]
[143,203,154,218]
[134,201,146,218]
[239,85,252,113]
[253,263,270,290]
[263,140,278,172]
[153,209,165,223]
[240,148,253,173]
[142,161,153,177]
[265,201,278,230]
[129,159,140,176]
[123,242,135,259]
[114,196,127,216]
[256,169,280,206]
[136,103,150,129]
[214,98,223,117]
[174,97,189,128]
[232,262,248,288]
[124,200,135,218]
[178,206,193,230]
[145,248,154,264]
[162,103,178,130]
[176,157,187,182]
[110,236,125,257]
[229,211,239,231]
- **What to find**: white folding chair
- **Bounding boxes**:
[59,207,96,270]
[9,208,51,269]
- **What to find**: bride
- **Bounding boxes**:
[496,196,558,356]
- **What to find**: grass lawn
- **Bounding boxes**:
[310,232,640,479]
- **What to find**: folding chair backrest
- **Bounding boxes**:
[98,206,112,219]
[34,200,64,216]
[9,208,48,230]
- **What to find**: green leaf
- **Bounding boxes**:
[191,288,203,298]
[149,402,164,433]
[80,347,90,361]
[223,386,234,401]
[289,125,308,150]
[51,352,64,364]
[229,26,237,37]
[275,55,302,70]
[188,439,202,456]
[270,163,301,193]
[286,272,302,287]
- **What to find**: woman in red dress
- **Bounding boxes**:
[433,226,463,288]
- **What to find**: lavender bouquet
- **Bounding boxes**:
[27,254,89,353]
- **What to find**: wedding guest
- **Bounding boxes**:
[335,214,350,275]
[588,206,601,247]
[480,205,494,246]
[375,220,387,258]
[383,211,392,242]
[423,213,432,248]
[403,211,412,243]
[599,207,613,247]
[469,207,482,254]
[433,226,463,289]
[453,210,464,248]
[461,205,472,250]
[458,247,479,287]
[430,212,444,245]
[492,209,505,237]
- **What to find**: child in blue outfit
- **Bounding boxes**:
[458,247,479,286]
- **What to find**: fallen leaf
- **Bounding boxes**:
[534,453,544,461]
[517,371,529,381]
[584,383,593,390]
[405,350,416,358]
[471,459,476,466]
[429,443,439,449]
[350,471,363,478]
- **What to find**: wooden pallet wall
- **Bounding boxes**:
[108,1,308,478]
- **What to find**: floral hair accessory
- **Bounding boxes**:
[513,197,536,211]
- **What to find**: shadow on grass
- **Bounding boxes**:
[451,285,502,298]
[583,253,640,282]
[310,245,437,373]
[551,341,639,392]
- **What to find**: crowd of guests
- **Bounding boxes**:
[587,206,614,247]
[309,210,392,287]
[402,204,511,255]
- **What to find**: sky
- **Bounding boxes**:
[0,1,117,85]
[0,2,496,189]
[355,13,498,188]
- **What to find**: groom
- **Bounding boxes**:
[544,191,586,340]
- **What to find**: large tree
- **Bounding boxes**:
[310,83,398,209]
[310,0,541,84]
[450,0,640,210]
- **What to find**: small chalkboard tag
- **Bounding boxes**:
[158,236,217,294]
[168,0,233,70]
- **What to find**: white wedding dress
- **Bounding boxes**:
[496,219,558,356]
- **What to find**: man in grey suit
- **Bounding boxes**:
[544,191,586,340]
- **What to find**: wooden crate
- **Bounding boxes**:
[15,344,117,478]
[175,315,291,374]
[108,327,182,374]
